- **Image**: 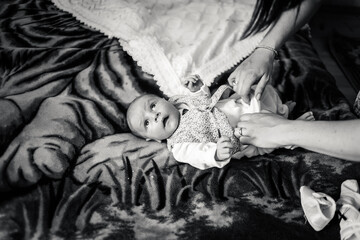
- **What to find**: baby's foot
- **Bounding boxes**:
[285,101,296,112]
[297,111,315,121]
[338,180,360,240]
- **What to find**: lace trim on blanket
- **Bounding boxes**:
[51,0,269,97]
[120,37,189,96]
[196,32,267,85]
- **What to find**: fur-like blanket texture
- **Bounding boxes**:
[0,0,359,239]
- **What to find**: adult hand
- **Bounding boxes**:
[228,48,276,103]
[215,136,233,161]
[235,112,289,149]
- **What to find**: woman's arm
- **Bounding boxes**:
[229,0,322,103]
[259,0,322,51]
[236,113,360,161]
[284,120,360,161]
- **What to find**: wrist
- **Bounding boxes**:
[259,39,279,50]
[276,121,296,147]
[254,45,279,60]
[259,31,283,50]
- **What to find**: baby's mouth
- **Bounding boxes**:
[162,116,169,127]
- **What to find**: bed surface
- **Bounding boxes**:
[0,0,359,239]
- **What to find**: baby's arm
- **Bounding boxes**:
[172,142,231,170]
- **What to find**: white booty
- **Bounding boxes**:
[300,186,336,231]
[337,180,360,240]
[337,180,360,210]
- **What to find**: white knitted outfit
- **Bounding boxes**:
[168,84,289,169]
[168,85,241,153]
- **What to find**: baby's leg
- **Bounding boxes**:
[297,111,315,121]
[284,101,315,121]
[260,85,293,118]
[285,101,296,113]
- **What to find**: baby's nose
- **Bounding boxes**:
[155,112,161,122]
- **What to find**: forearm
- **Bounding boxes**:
[279,120,360,161]
[172,142,230,170]
[260,0,322,49]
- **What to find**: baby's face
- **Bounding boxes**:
[127,95,180,141]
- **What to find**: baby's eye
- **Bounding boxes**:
[150,103,156,110]
[144,120,149,128]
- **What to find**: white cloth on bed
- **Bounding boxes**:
[51,0,270,97]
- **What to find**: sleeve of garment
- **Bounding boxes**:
[171,142,231,170]
[191,84,211,97]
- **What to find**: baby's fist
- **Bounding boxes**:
[215,137,233,161]
[182,74,203,92]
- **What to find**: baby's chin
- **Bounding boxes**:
[155,129,177,141]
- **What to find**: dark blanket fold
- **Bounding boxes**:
[0,0,359,239]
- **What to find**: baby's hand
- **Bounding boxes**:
[182,74,203,92]
[215,137,233,161]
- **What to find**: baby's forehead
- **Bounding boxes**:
[141,94,159,101]
[128,94,159,119]
[133,94,159,108]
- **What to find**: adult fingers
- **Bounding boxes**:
[254,74,269,100]
[234,127,244,138]
[234,126,250,138]
[238,136,253,145]
[229,67,258,103]
[237,78,252,104]
[227,68,238,86]
[238,113,255,122]
[236,71,259,104]
[228,68,245,91]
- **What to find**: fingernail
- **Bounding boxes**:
[256,93,261,100]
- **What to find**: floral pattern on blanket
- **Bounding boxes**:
[0,0,359,239]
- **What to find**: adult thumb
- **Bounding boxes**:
[254,75,269,101]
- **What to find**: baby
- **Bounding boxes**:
[126,76,314,170]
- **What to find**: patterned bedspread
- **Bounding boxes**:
[0,0,359,239]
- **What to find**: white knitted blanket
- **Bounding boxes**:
[51,0,269,96]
